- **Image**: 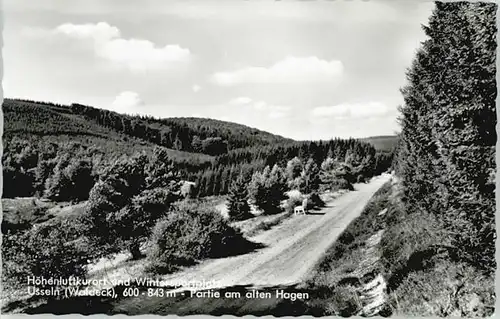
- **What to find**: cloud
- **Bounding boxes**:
[98,39,190,71]
[192,84,201,93]
[311,102,389,121]
[212,56,343,86]
[229,97,291,119]
[55,22,120,41]
[31,22,191,71]
[111,91,145,113]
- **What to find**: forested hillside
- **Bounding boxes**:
[3,98,394,200]
[69,102,293,155]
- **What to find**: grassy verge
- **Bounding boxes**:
[304,181,393,316]
[303,178,495,317]
[380,182,495,317]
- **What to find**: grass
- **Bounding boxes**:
[235,211,294,237]
[1,198,89,234]
[379,181,495,317]
[2,198,56,233]
[303,181,393,316]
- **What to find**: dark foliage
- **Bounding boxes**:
[84,148,181,259]
[397,1,497,273]
[249,165,287,215]
[226,175,252,221]
[2,220,90,290]
[307,192,325,210]
[147,205,254,274]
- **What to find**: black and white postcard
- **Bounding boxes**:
[1,0,497,317]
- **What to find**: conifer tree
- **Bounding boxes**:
[249,165,287,215]
[300,158,321,193]
[227,175,252,221]
[398,2,497,271]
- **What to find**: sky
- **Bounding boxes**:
[2,0,434,140]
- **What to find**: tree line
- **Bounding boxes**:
[69,102,292,155]
[189,140,393,197]
[3,131,393,200]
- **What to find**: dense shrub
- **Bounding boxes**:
[2,221,90,291]
[249,165,288,215]
[300,159,321,193]
[84,148,181,259]
[326,285,362,316]
[307,191,325,210]
[147,206,249,274]
[285,157,304,182]
[107,188,179,259]
[44,157,95,202]
[386,260,495,317]
[329,178,354,191]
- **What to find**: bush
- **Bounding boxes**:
[307,191,325,209]
[84,149,181,259]
[249,165,287,215]
[44,157,95,202]
[107,187,179,260]
[387,260,494,317]
[330,178,354,191]
[284,196,304,214]
[356,174,366,183]
[324,285,362,316]
[147,205,249,274]
[2,221,90,291]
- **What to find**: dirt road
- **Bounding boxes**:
[149,174,392,291]
[106,174,392,315]
[17,174,391,315]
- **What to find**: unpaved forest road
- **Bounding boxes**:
[110,174,391,315]
[156,174,391,290]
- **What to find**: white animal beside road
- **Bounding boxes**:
[294,198,308,216]
[294,206,305,215]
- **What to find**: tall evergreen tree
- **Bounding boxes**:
[227,175,252,221]
[249,165,287,215]
[300,158,321,193]
[398,2,497,272]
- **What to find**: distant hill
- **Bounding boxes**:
[3,98,295,157]
[157,117,293,149]
[2,99,215,170]
[69,101,294,156]
[361,135,399,152]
